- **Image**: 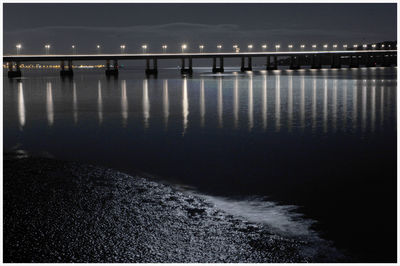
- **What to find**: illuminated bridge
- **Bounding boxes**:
[4,49,397,78]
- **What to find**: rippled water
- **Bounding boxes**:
[3,67,397,262]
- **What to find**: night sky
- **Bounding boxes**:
[4,3,397,54]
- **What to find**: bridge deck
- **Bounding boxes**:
[3,50,397,62]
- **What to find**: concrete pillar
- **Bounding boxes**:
[311,55,321,69]
[212,57,224,73]
[8,61,22,78]
[274,56,278,69]
[60,60,65,71]
[146,58,158,76]
[105,59,119,77]
[181,57,193,75]
[68,60,73,70]
[331,55,341,69]
[241,57,252,72]
[349,54,359,68]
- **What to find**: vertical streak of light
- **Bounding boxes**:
[182,77,189,134]
[72,82,78,125]
[312,78,317,132]
[217,77,223,128]
[233,77,239,129]
[352,81,358,131]
[342,80,347,132]
[121,80,128,127]
[143,79,150,129]
[98,80,103,125]
[323,78,328,133]
[17,81,25,130]
[380,86,384,130]
[287,74,293,132]
[262,74,267,131]
[163,79,169,129]
[200,79,205,128]
[300,76,305,131]
[248,75,253,131]
[371,84,376,133]
[332,79,337,132]
[275,74,281,132]
[361,83,367,133]
[46,81,54,127]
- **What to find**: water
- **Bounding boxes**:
[3,67,397,262]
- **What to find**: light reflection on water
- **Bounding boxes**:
[9,70,397,135]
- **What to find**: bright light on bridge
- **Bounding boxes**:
[312,44,317,48]
[182,44,187,53]
[300,44,305,48]
[323,44,328,48]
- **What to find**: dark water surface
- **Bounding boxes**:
[3,67,397,262]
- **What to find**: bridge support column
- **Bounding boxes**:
[311,55,322,69]
[60,60,74,77]
[105,59,119,77]
[181,57,193,75]
[266,55,277,70]
[381,54,392,67]
[7,61,22,78]
[289,56,300,70]
[365,54,375,67]
[349,54,359,68]
[331,55,341,69]
[241,57,252,72]
[145,58,158,76]
[212,57,224,73]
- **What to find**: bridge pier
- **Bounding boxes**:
[241,57,252,72]
[289,55,300,70]
[145,58,158,76]
[349,54,359,68]
[7,61,22,78]
[181,57,193,75]
[311,55,322,69]
[365,54,376,67]
[105,59,119,76]
[266,56,277,70]
[331,55,342,69]
[381,54,393,67]
[60,60,74,77]
[212,57,224,73]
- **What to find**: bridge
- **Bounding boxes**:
[4,49,397,78]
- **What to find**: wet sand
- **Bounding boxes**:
[4,153,342,263]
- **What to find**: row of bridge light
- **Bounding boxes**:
[14,43,395,54]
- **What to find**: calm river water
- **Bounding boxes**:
[3,67,397,262]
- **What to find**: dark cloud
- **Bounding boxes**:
[3,3,396,54]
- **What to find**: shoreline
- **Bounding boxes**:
[4,153,344,262]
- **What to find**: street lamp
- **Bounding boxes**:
[162,44,167,53]
[343,44,348,49]
[312,44,317,49]
[300,44,305,49]
[275,44,280,52]
[372,44,376,49]
[323,44,328,49]
[362,44,367,49]
[71,45,76,54]
[217,44,222,52]
[16,44,22,55]
[142,44,147,53]
[45,44,51,55]
[262,44,267,50]
[199,45,204,53]
[353,44,358,49]
[333,44,338,49]
[120,44,126,54]
[181,44,187,53]
[248,44,253,51]
[96,44,101,54]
